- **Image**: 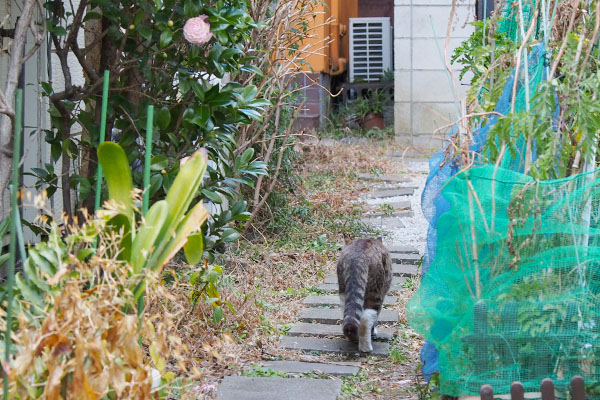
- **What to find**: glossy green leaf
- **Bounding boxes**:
[220,227,240,242]
[201,189,222,204]
[213,305,224,324]
[159,29,173,48]
[15,274,44,310]
[240,65,264,77]
[132,200,168,273]
[98,142,135,228]
[184,232,204,265]
[138,26,153,41]
[156,107,171,130]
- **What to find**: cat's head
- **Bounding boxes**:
[343,232,353,245]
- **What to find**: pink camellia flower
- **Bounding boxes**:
[183,15,212,45]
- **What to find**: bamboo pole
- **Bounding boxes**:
[143,105,154,216]
[517,0,531,112]
[94,70,110,212]
[3,89,23,399]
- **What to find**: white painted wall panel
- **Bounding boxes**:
[393,0,475,149]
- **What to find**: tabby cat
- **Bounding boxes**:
[337,237,392,353]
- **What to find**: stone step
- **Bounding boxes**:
[367,188,414,198]
[368,200,411,210]
[363,210,414,219]
[356,173,410,183]
[256,360,361,376]
[323,275,406,286]
[316,278,407,293]
[385,244,419,253]
[387,151,432,159]
[391,252,421,264]
[360,217,405,229]
[216,376,342,400]
[386,154,431,164]
[372,185,418,192]
[302,295,398,307]
[299,308,398,325]
[393,264,420,277]
[287,322,395,341]
[280,336,389,356]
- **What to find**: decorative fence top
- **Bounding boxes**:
[480,376,585,400]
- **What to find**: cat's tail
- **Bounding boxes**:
[342,261,367,342]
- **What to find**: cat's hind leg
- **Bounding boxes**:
[358,308,379,353]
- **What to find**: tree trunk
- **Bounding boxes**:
[79,12,103,215]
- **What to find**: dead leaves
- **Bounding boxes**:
[8,262,159,399]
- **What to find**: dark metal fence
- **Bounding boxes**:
[480,376,585,400]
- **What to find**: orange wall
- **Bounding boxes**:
[301,0,358,74]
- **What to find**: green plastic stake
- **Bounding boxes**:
[4,89,23,398]
[94,70,110,212]
[143,105,154,216]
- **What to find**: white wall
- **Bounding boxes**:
[393,0,475,150]
[0,0,52,242]
[0,0,85,242]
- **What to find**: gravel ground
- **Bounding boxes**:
[362,160,430,254]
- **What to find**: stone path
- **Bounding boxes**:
[217,167,424,399]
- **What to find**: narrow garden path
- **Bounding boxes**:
[216,147,430,399]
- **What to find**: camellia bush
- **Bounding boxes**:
[31,0,269,254]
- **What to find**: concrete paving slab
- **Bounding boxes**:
[386,155,431,164]
[216,376,342,400]
[323,275,405,286]
[367,188,414,198]
[392,264,420,277]
[356,173,410,182]
[366,200,412,211]
[280,337,390,356]
[299,308,398,324]
[385,244,419,253]
[302,295,398,307]
[257,360,360,376]
[356,173,410,183]
[372,184,418,192]
[364,210,415,219]
[387,151,433,159]
[287,322,395,341]
[316,279,407,293]
[391,252,422,263]
[361,217,405,229]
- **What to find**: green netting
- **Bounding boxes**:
[492,44,547,172]
[408,165,600,396]
[498,0,541,42]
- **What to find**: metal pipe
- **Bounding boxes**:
[143,105,154,216]
[94,70,110,212]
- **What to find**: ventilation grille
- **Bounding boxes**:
[349,17,391,82]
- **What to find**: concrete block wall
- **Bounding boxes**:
[393,0,475,151]
[294,72,331,132]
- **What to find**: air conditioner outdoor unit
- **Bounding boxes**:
[349,17,392,83]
